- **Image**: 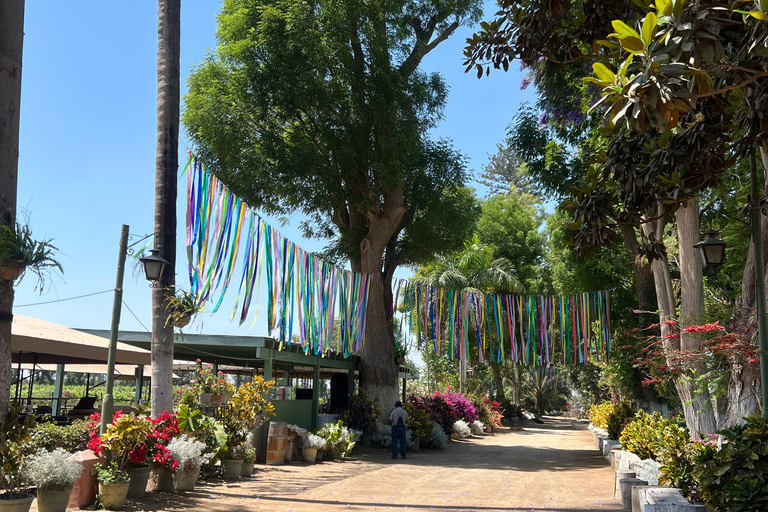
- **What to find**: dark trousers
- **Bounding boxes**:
[391,426,406,458]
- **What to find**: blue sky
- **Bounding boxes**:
[13,1,536,338]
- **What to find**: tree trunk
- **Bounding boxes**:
[356,194,406,421]
[676,198,717,436]
[512,364,522,406]
[618,223,657,321]
[489,361,506,402]
[0,0,24,428]
[721,362,761,427]
[151,0,180,418]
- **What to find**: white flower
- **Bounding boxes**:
[167,435,212,473]
[24,448,83,489]
[452,420,471,439]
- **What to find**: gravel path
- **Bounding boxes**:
[80,417,623,512]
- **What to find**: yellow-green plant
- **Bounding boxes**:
[588,401,614,430]
[221,377,274,453]
[620,411,668,460]
[99,413,154,471]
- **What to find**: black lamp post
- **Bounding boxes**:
[139,249,169,283]
[693,230,726,270]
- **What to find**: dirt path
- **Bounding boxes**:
[116,417,622,512]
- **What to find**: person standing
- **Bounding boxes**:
[389,400,409,459]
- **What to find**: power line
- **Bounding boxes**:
[122,300,150,332]
[15,289,113,308]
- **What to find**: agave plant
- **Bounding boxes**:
[0,223,62,291]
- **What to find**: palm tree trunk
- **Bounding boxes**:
[151,0,180,417]
[0,0,25,428]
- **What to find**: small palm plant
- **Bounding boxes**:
[0,223,62,291]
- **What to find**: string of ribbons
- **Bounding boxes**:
[185,154,372,357]
[393,281,611,366]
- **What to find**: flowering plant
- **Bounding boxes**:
[437,392,477,424]
[23,448,83,490]
[213,373,235,395]
[302,433,326,449]
[193,360,216,394]
[166,435,213,474]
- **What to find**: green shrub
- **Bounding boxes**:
[657,418,700,500]
[22,420,90,455]
[606,401,636,440]
[620,411,668,460]
[587,401,614,430]
[403,404,433,445]
[692,415,768,512]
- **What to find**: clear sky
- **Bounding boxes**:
[13,1,536,340]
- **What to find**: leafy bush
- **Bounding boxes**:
[339,389,380,434]
[410,394,457,434]
[657,418,699,500]
[24,448,83,489]
[587,401,614,430]
[605,401,636,440]
[430,421,447,449]
[692,415,768,512]
[402,404,433,444]
[452,419,471,439]
[620,411,668,460]
[23,420,89,454]
[316,421,355,459]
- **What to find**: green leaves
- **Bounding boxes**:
[641,12,657,47]
[593,63,616,83]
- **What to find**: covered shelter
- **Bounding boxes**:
[11,315,152,416]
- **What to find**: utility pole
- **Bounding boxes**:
[749,150,768,419]
[100,225,129,434]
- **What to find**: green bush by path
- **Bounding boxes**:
[605,401,636,440]
[619,411,669,460]
[693,415,768,512]
[587,401,613,430]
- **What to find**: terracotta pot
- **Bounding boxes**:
[302,447,318,463]
[210,394,224,406]
[221,459,243,480]
[394,356,406,365]
[37,484,73,512]
[0,264,24,281]
[315,448,324,462]
[98,480,131,510]
[240,462,254,476]
[173,313,191,328]
[127,466,151,499]
[198,393,212,405]
[0,493,34,512]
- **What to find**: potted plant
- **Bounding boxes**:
[165,435,212,491]
[301,434,326,463]
[316,421,355,460]
[339,389,380,447]
[0,223,62,288]
[165,289,200,329]
[23,448,83,512]
[212,374,235,406]
[193,360,216,405]
[0,404,36,512]
[240,445,256,476]
[392,345,407,366]
[94,462,130,510]
[221,444,245,480]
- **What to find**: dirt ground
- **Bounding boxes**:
[64,417,623,512]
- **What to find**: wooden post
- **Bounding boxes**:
[312,359,320,430]
[53,363,65,416]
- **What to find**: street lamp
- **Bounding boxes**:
[100,226,166,434]
[139,249,168,283]
[693,230,726,269]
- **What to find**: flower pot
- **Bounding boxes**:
[0,264,24,282]
[127,466,151,499]
[315,448,324,462]
[302,447,318,463]
[328,448,340,460]
[155,466,175,493]
[210,394,224,406]
[411,438,420,452]
[37,484,74,512]
[221,459,244,480]
[174,468,199,491]
[361,433,373,447]
[240,462,254,476]
[98,480,131,510]
[173,313,192,328]
[0,493,34,512]
[198,393,212,405]
[221,393,230,406]
[394,355,406,365]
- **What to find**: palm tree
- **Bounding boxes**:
[0,0,25,427]
[414,236,522,398]
[151,0,181,417]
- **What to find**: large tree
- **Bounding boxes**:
[151,0,180,417]
[183,0,482,409]
[0,0,25,427]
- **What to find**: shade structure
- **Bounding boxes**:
[11,315,152,366]
[15,363,179,380]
